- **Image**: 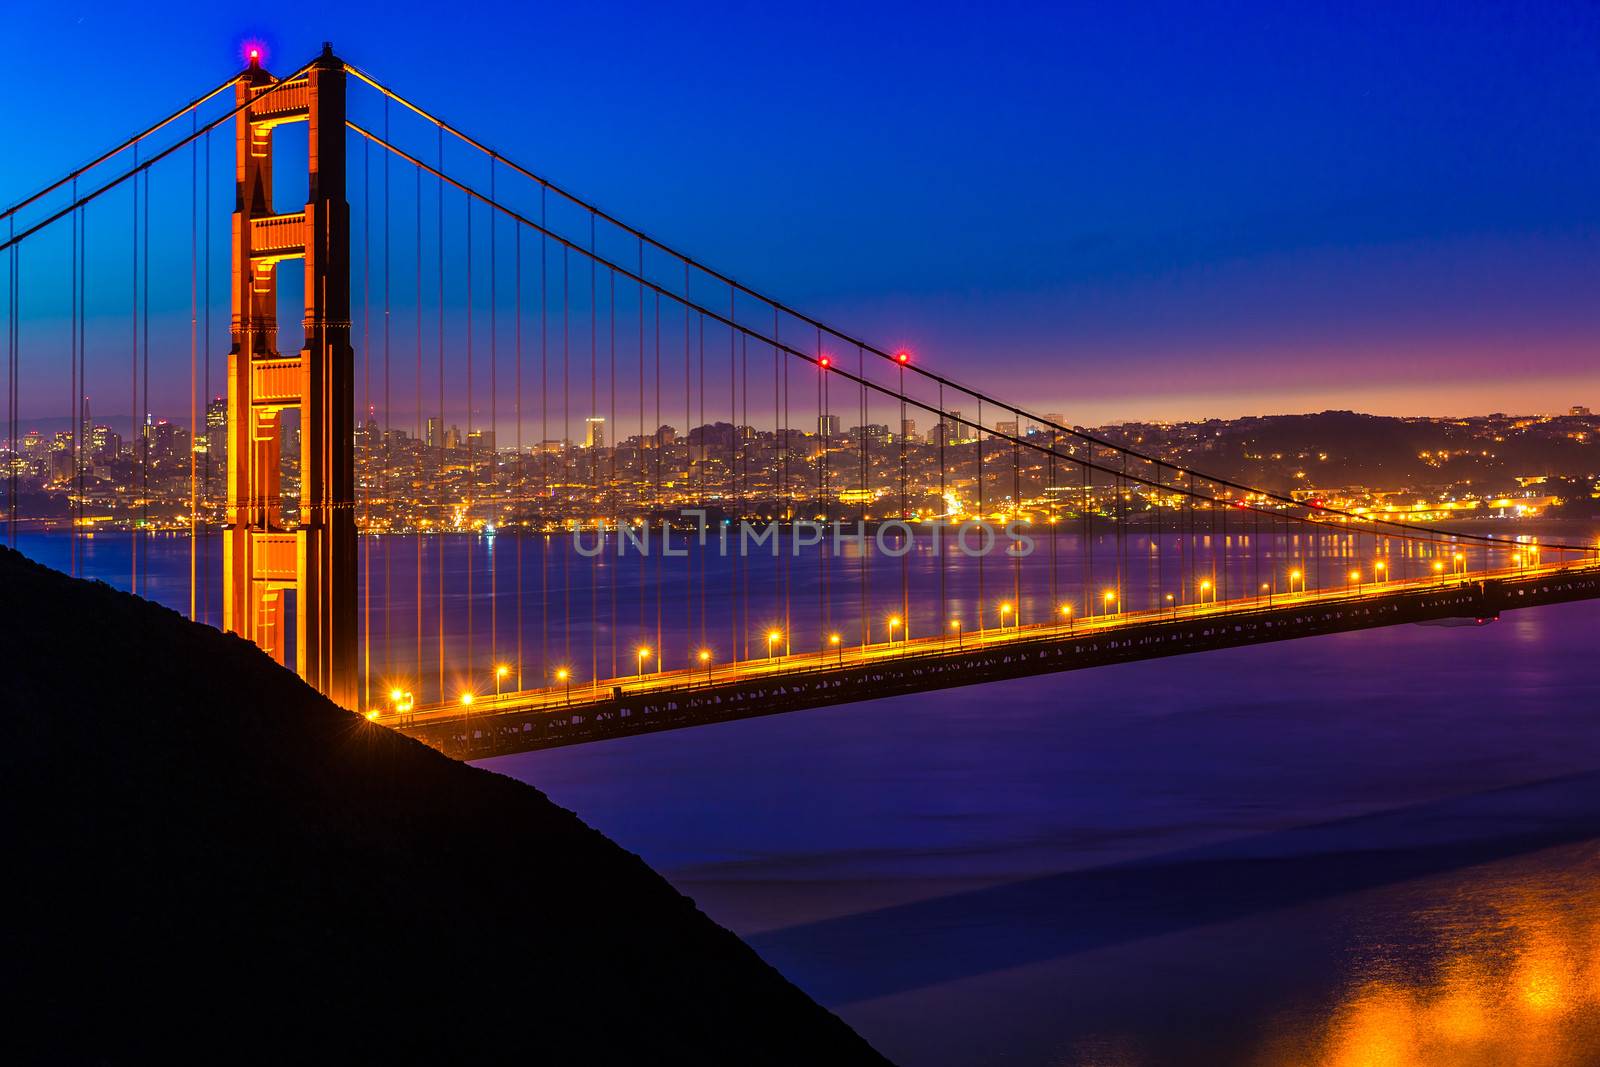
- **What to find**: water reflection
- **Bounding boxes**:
[1264,865,1600,1067]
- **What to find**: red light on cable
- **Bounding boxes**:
[818,355,831,369]
[895,350,910,365]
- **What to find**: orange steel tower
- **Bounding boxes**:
[222,44,357,708]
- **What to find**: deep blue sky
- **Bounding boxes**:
[3,0,1597,422]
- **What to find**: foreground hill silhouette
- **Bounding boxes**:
[1,547,887,1064]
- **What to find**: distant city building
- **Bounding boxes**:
[467,429,495,454]
[1573,405,1592,417]
[818,414,841,438]
[205,396,227,462]
[995,419,1019,439]
[899,418,918,441]
[852,423,888,444]
[91,425,119,460]
[425,416,444,449]
[585,417,606,448]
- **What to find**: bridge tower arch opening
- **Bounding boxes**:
[222,43,356,708]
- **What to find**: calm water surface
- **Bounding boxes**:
[493,600,1600,1065]
[22,529,1600,1065]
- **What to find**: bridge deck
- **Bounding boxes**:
[386,562,1600,759]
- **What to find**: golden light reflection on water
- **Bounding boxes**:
[1265,865,1600,1067]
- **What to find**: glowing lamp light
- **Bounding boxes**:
[249,48,260,60]
[895,350,910,364]
[829,633,842,645]
[459,692,475,707]
[555,668,569,682]
[818,355,831,369]
[698,650,711,664]
[389,688,404,703]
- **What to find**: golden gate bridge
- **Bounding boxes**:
[3,45,1596,758]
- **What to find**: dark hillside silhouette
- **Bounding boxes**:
[0,546,887,1064]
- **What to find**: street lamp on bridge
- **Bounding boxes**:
[555,667,571,704]
[1289,568,1304,594]
[829,632,843,665]
[636,646,653,678]
[495,663,510,698]
[767,630,783,661]
[950,618,963,650]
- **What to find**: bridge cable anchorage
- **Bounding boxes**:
[338,63,1591,554]
[340,119,1590,557]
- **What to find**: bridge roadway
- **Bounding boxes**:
[384,560,1600,759]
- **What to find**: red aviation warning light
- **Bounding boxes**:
[249,47,260,61]
[818,355,832,369]
[895,350,911,364]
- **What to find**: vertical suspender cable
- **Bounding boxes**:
[415,150,424,687]
[436,124,446,699]
[465,189,475,689]
[561,244,570,667]
[609,269,618,680]
[130,149,139,593]
[69,183,78,578]
[514,225,523,689]
[383,96,393,689]
[141,154,150,591]
[190,128,199,616]
[488,158,497,679]
[362,134,372,709]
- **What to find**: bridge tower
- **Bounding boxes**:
[222,44,357,709]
